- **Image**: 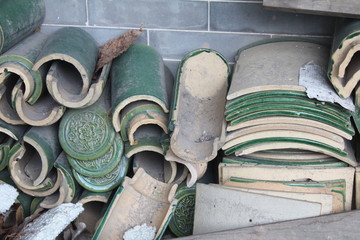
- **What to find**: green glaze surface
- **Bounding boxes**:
[222,155,348,167]
[0,138,14,171]
[111,44,169,113]
[168,48,230,132]
[0,118,29,141]
[68,134,123,177]
[124,136,164,157]
[229,109,355,136]
[120,103,167,142]
[224,137,348,157]
[29,197,44,215]
[225,96,350,121]
[73,155,129,192]
[59,103,115,161]
[0,0,45,53]
[168,184,196,237]
[226,103,350,124]
[34,27,98,81]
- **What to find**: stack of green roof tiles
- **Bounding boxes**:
[59,85,129,192]
[222,39,358,167]
[111,44,178,183]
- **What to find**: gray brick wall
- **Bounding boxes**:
[42,0,335,75]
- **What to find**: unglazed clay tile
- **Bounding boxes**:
[0,33,48,105]
[223,177,346,213]
[67,133,123,177]
[220,184,333,215]
[32,27,99,109]
[124,124,164,158]
[40,152,81,209]
[168,49,229,163]
[355,167,360,209]
[222,155,348,168]
[93,168,178,240]
[193,183,322,235]
[227,40,328,100]
[111,44,170,132]
[8,124,62,192]
[76,190,112,235]
[13,81,66,126]
[165,148,207,187]
[59,85,115,161]
[225,123,344,145]
[328,19,360,103]
[168,184,196,237]
[0,0,45,54]
[119,101,168,145]
[226,116,353,140]
[133,151,176,183]
[73,155,129,193]
[218,163,354,210]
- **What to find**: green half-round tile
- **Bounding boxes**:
[0,32,48,104]
[169,184,196,237]
[119,102,168,142]
[59,104,115,161]
[73,155,129,192]
[68,133,123,177]
[0,0,45,54]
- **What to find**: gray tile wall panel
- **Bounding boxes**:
[88,0,208,30]
[210,2,335,35]
[44,0,87,25]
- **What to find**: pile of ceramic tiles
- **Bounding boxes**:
[193,39,359,234]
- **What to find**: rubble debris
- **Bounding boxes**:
[123,223,156,240]
[18,203,83,240]
[0,183,18,214]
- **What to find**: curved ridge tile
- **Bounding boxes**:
[228,40,328,100]
[14,81,66,126]
[33,27,99,108]
[40,152,81,209]
[328,20,360,104]
[8,124,62,195]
